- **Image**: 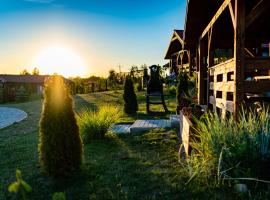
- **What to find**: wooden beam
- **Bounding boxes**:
[207,28,214,106]
[210,81,234,93]
[244,48,255,57]
[187,50,192,76]
[209,59,234,76]
[233,0,245,118]
[246,0,270,28]
[244,80,270,93]
[198,40,206,105]
[200,0,232,40]
[245,57,270,72]
[228,2,236,30]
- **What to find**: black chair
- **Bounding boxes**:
[146,65,168,113]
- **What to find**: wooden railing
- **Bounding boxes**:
[245,57,270,73]
[209,58,235,116]
[244,57,270,94]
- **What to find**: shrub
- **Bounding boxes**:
[78,105,120,142]
[169,85,176,95]
[52,192,66,200]
[8,169,32,200]
[184,108,270,185]
[176,71,189,106]
[136,80,143,92]
[39,75,83,177]
[123,76,138,114]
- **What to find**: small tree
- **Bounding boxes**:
[20,69,30,75]
[176,71,190,112]
[123,76,138,114]
[176,71,189,101]
[39,76,83,177]
[32,67,40,75]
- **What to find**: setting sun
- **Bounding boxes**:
[32,46,87,77]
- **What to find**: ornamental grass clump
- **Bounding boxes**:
[123,76,138,114]
[183,108,270,185]
[78,105,120,142]
[39,75,83,177]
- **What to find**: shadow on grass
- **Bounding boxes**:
[77,132,186,199]
[74,95,98,112]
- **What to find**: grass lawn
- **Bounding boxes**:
[0,90,233,199]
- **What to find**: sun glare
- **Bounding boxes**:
[32,46,87,77]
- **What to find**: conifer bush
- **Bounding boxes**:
[123,76,138,114]
[39,76,83,177]
[176,71,189,102]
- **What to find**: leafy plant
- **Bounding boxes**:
[8,170,32,200]
[183,108,270,186]
[123,76,138,114]
[168,85,176,95]
[78,105,121,142]
[177,71,189,96]
[52,192,66,200]
[39,75,83,177]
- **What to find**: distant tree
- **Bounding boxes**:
[32,67,40,75]
[140,64,148,71]
[108,69,117,82]
[108,69,117,88]
[130,65,138,78]
[123,76,138,114]
[39,75,83,177]
[20,69,30,75]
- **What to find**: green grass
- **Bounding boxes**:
[75,90,177,123]
[0,90,242,199]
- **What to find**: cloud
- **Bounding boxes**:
[24,0,55,3]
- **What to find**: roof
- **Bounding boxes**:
[0,75,48,84]
[183,0,270,49]
[164,30,184,59]
[183,0,222,49]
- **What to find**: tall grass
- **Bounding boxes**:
[183,108,270,186]
[78,105,121,142]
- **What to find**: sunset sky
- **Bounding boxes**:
[0,0,186,77]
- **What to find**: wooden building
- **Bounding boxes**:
[183,0,270,118]
[165,30,191,75]
[0,75,75,102]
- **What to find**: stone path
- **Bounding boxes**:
[111,124,132,134]
[111,119,172,134]
[170,114,180,127]
[130,120,171,133]
[0,107,27,129]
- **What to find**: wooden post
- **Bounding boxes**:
[269,42,270,57]
[198,39,206,105]
[180,51,184,70]
[207,29,214,109]
[188,50,192,76]
[234,0,245,118]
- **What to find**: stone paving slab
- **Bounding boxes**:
[170,115,180,127]
[0,107,27,129]
[129,119,171,133]
[110,124,132,134]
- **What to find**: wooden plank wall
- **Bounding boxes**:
[209,59,235,117]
